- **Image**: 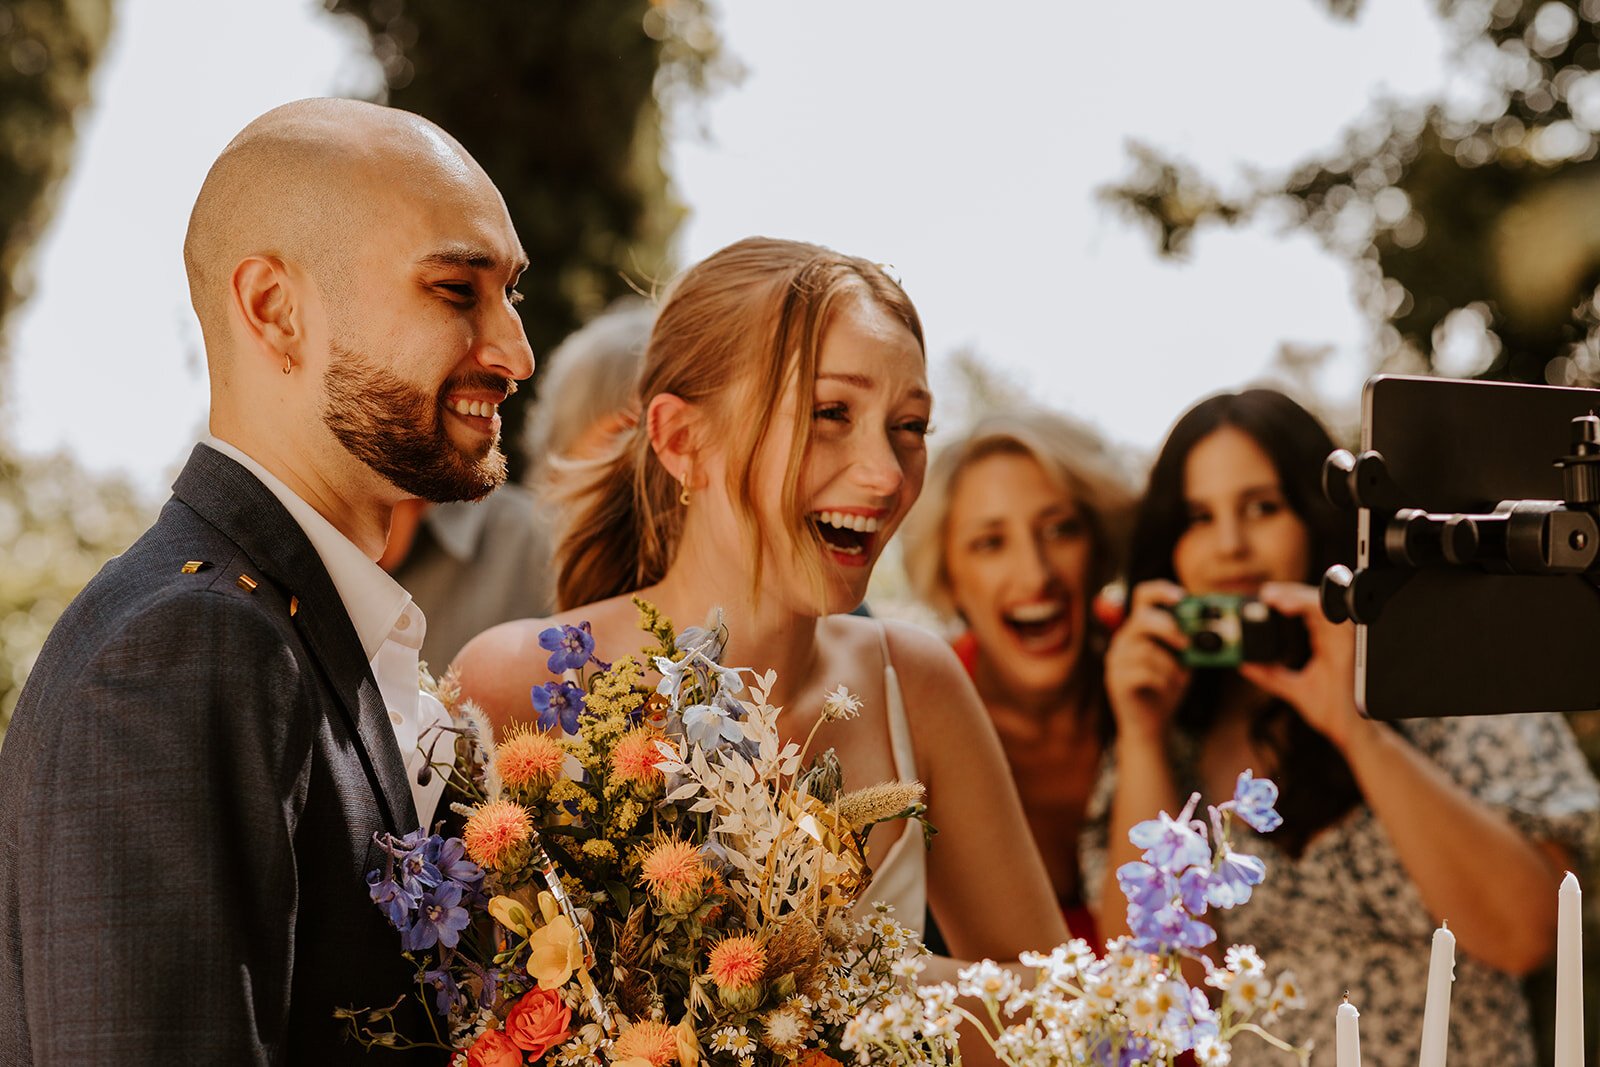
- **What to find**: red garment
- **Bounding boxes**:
[954,633,1101,947]
[1063,902,1097,945]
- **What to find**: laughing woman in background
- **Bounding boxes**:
[901,408,1134,939]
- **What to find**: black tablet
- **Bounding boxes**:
[1354,375,1600,718]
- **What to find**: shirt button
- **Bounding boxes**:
[395,615,411,632]
[389,711,403,725]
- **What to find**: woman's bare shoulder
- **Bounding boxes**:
[452,595,646,731]
[821,615,970,707]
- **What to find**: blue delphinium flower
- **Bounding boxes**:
[531,680,585,734]
[1128,901,1216,954]
[463,960,503,1011]
[1128,802,1210,873]
[1089,1034,1153,1067]
[539,622,597,673]
[1226,768,1284,834]
[1177,866,1212,914]
[1206,845,1267,909]
[430,836,484,890]
[1116,861,1172,913]
[403,881,471,952]
[396,836,444,898]
[424,964,464,1015]
[366,867,414,929]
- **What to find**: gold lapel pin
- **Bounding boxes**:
[180,561,208,574]
[236,574,259,592]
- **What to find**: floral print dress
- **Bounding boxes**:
[1080,713,1599,1067]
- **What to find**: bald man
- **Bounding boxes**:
[0,99,534,1064]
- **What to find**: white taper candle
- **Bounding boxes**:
[1556,871,1584,1067]
[1418,923,1455,1067]
[1337,997,1362,1067]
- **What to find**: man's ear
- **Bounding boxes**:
[230,255,301,368]
[646,392,699,487]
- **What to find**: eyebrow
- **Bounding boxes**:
[1186,483,1283,504]
[418,248,530,274]
[817,371,932,403]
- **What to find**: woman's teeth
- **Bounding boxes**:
[1005,601,1066,625]
[812,511,881,533]
[448,398,497,418]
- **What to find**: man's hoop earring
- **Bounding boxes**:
[282,354,293,376]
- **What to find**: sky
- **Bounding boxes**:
[4,0,1455,496]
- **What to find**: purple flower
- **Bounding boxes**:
[1205,845,1267,909]
[464,959,503,1011]
[1089,1035,1152,1067]
[1128,901,1216,954]
[424,965,464,1015]
[1227,768,1283,834]
[540,623,598,674]
[430,837,484,889]
[1116,861,1173,912]
[1177,866,1211,914]
[531,681,585,734]
[366,868,416,929]
[1129,797,1211,876]
[396,837,444,897]
[403,881,470,952]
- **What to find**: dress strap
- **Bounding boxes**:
[877,621,917,780]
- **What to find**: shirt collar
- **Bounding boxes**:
[203,436,417,662]
[424,498,493,563]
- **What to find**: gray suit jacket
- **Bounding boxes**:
[0,444,442,1064]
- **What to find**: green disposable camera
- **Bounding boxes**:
[1171,594,1310,670]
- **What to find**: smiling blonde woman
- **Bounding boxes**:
[899,408,1133,938]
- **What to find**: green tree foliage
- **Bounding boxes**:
[1104,0,1600,386]
[322,0,736,479]
[0,447,149,734]
[0,0,139,743]
[0,0,113,369]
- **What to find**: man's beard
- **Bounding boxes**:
[321,340,510,503]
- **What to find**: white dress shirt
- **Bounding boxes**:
[203,436,449,827]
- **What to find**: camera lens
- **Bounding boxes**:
[1192,631,1224,653]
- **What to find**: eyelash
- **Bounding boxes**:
[439,283,525,307]
[811,404,931,437]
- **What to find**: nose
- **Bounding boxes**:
[851,431,905,498]
[1011,536,1052,593]
[1214,512,1249,558]
[477,301,535,381]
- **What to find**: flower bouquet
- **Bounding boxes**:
[839,772,1309,1067]
[342,601,933,1066]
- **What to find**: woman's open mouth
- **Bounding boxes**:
[810,510,882,567]
[1000,599,1075,653]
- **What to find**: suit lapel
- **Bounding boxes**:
[171,444,420,835]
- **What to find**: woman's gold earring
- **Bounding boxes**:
[678,460,692,506]
[282,354,293,376]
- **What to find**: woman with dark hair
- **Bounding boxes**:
[1081,389,1598,1067]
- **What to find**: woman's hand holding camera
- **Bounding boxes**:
[1104,580,1192,745]
[1238,581,1364,753]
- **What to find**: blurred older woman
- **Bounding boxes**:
[901,408,1133,936]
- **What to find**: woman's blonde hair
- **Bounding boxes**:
[554,237,923,610]
[900,408,1135,622]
